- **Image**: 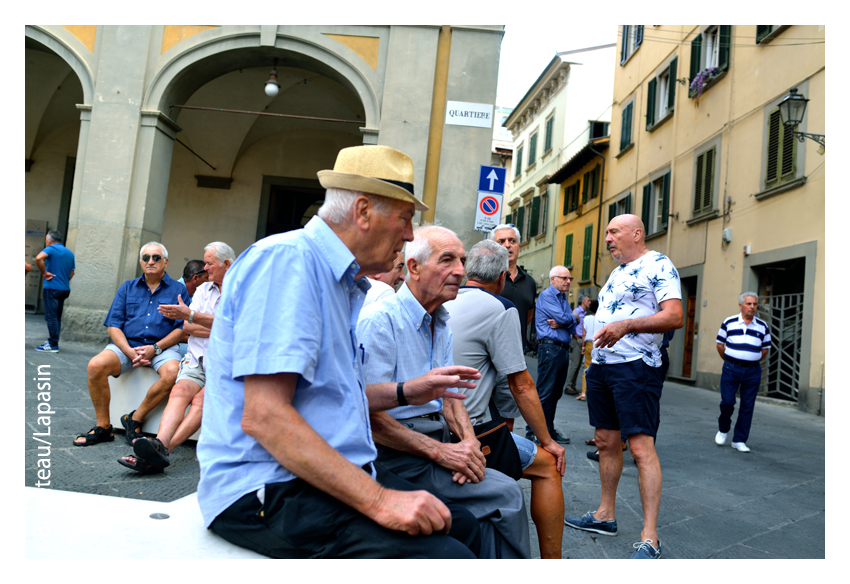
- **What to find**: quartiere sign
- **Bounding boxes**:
[445,101,494,128]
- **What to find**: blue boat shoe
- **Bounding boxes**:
[630,539,662,559]
[563,511,618,536]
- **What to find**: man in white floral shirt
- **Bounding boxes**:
[564,214,683,559]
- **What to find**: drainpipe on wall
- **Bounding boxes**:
[421,25,452,225]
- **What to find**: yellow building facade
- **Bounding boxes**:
[602,25,824,413]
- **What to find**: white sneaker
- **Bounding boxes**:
[731,442,751,452]
[715,431,727,446]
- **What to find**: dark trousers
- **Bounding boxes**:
[43,289,70,347]
[210,461,480,559]
[718,360,763,444]
[529,342,569,436]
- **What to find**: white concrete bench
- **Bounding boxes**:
[108,366,200,441]
[25,488,264,559]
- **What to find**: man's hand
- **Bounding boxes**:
[593,320,631,348]
[132,345,154,367]
[433,439,486,485]
[403,366,481,405]
[43,271,55,281]
[547,318,560,329]
[370,488,452,536]
[540,440,566,476]
[158,295,191,321]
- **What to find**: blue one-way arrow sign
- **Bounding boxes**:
[478,165,506,194]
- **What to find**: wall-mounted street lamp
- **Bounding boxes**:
[264,59,280,97]
[778,88,824,149]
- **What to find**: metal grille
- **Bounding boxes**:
[758,293,804,402]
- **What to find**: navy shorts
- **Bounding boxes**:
[586,358,663,438]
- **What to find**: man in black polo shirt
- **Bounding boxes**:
[490,224,537,352]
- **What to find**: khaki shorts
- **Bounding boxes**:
[176,355,206,388]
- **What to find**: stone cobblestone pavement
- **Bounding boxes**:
[24,313,825,558]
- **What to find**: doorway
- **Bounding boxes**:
[256,176,325,240]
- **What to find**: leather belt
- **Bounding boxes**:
[539,338,568,349]
[724,356,761,368]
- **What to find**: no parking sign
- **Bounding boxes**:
[474,192,503,232]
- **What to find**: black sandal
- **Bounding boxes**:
[133,436,170,470]
[120,410,144,445]
[73,425,115,446]
[117,454,163,474]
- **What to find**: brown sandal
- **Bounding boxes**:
[575,394,586,401]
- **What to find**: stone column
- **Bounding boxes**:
[63,26,178,343]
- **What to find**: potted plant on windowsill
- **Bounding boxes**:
[690,67,719,106]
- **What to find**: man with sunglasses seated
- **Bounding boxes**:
[73,242,188,447]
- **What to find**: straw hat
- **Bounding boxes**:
[317,145,429,212]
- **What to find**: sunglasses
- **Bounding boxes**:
[141,254,163,263]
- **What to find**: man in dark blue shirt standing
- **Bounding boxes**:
[73,242,187,447]
[35,230,75,353]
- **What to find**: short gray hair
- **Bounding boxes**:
[739,291,759,303]
[489,223,521,244]
[46,230,63,244]
[317,187,395,225]
[405,225,457,269]
[140,241,168,259]
[578,294,590,304]
[466,239,508,284]
[205,241,236,264]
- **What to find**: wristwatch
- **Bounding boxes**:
[188,310,195,324]
[153,343,163,356]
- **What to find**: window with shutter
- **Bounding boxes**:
[765,108,797,189]
[517,206,525,239]
[667,57,677,112]
[562,185,569,216]
[641,183,652,229]
[620,25,643,65]
[609,202,618,223]
[564,233,573,267]
[540,193,548,235]
[593,164,601,199]
[582,171,590,204]
[582,224,593,281]
[689,34,702,97]
[620,102,633,150]
[545,117,554,153]
[756,25,773,43]
[693,147,715,216]
[646,78,657,129]
[569,183,579,213]
[515,146,523,178]
[530,196,540,237]
[529,134,538,166]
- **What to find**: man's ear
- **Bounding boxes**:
[406,257,420,281]
[352,195,372,230]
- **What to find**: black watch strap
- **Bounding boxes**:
[396,382,408,407]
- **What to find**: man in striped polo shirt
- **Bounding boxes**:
[715,292,772,452]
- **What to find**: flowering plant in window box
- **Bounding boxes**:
[690,67,719,105]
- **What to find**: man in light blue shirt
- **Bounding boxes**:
[197,146,483,559]
[529,266,577,445]
[358,225,531,559]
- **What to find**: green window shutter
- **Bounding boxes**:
[766,108,797,188]
[517,205,525,239]
[661,172,670,229]
[718,26,731,72]
[562,185,569,215]
[582,171,590,203]
[635,25,643,48]
[564,233,573,267]
[620,25,629,64]
[609,202,618,222]
[582,224,593,281]
[530,196,540,237]
[541,194,548,234]
[756,25,773,44]
[529,134,538,164]
[694,148,715,215]
[515,146,523,177]
[624,193,631,215]
[689,34,702,97]
[592,164,600,198]
[646,77,657,128]
[641,183,652,230]
[620,103,632,150]
[545,117,554,152]
[668,57,678,112]
[511,208,517,229]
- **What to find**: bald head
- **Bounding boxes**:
[605,214,647,264]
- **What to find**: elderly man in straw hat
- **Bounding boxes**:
[196,145,485,558]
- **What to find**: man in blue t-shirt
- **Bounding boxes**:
[35,230,75,352]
